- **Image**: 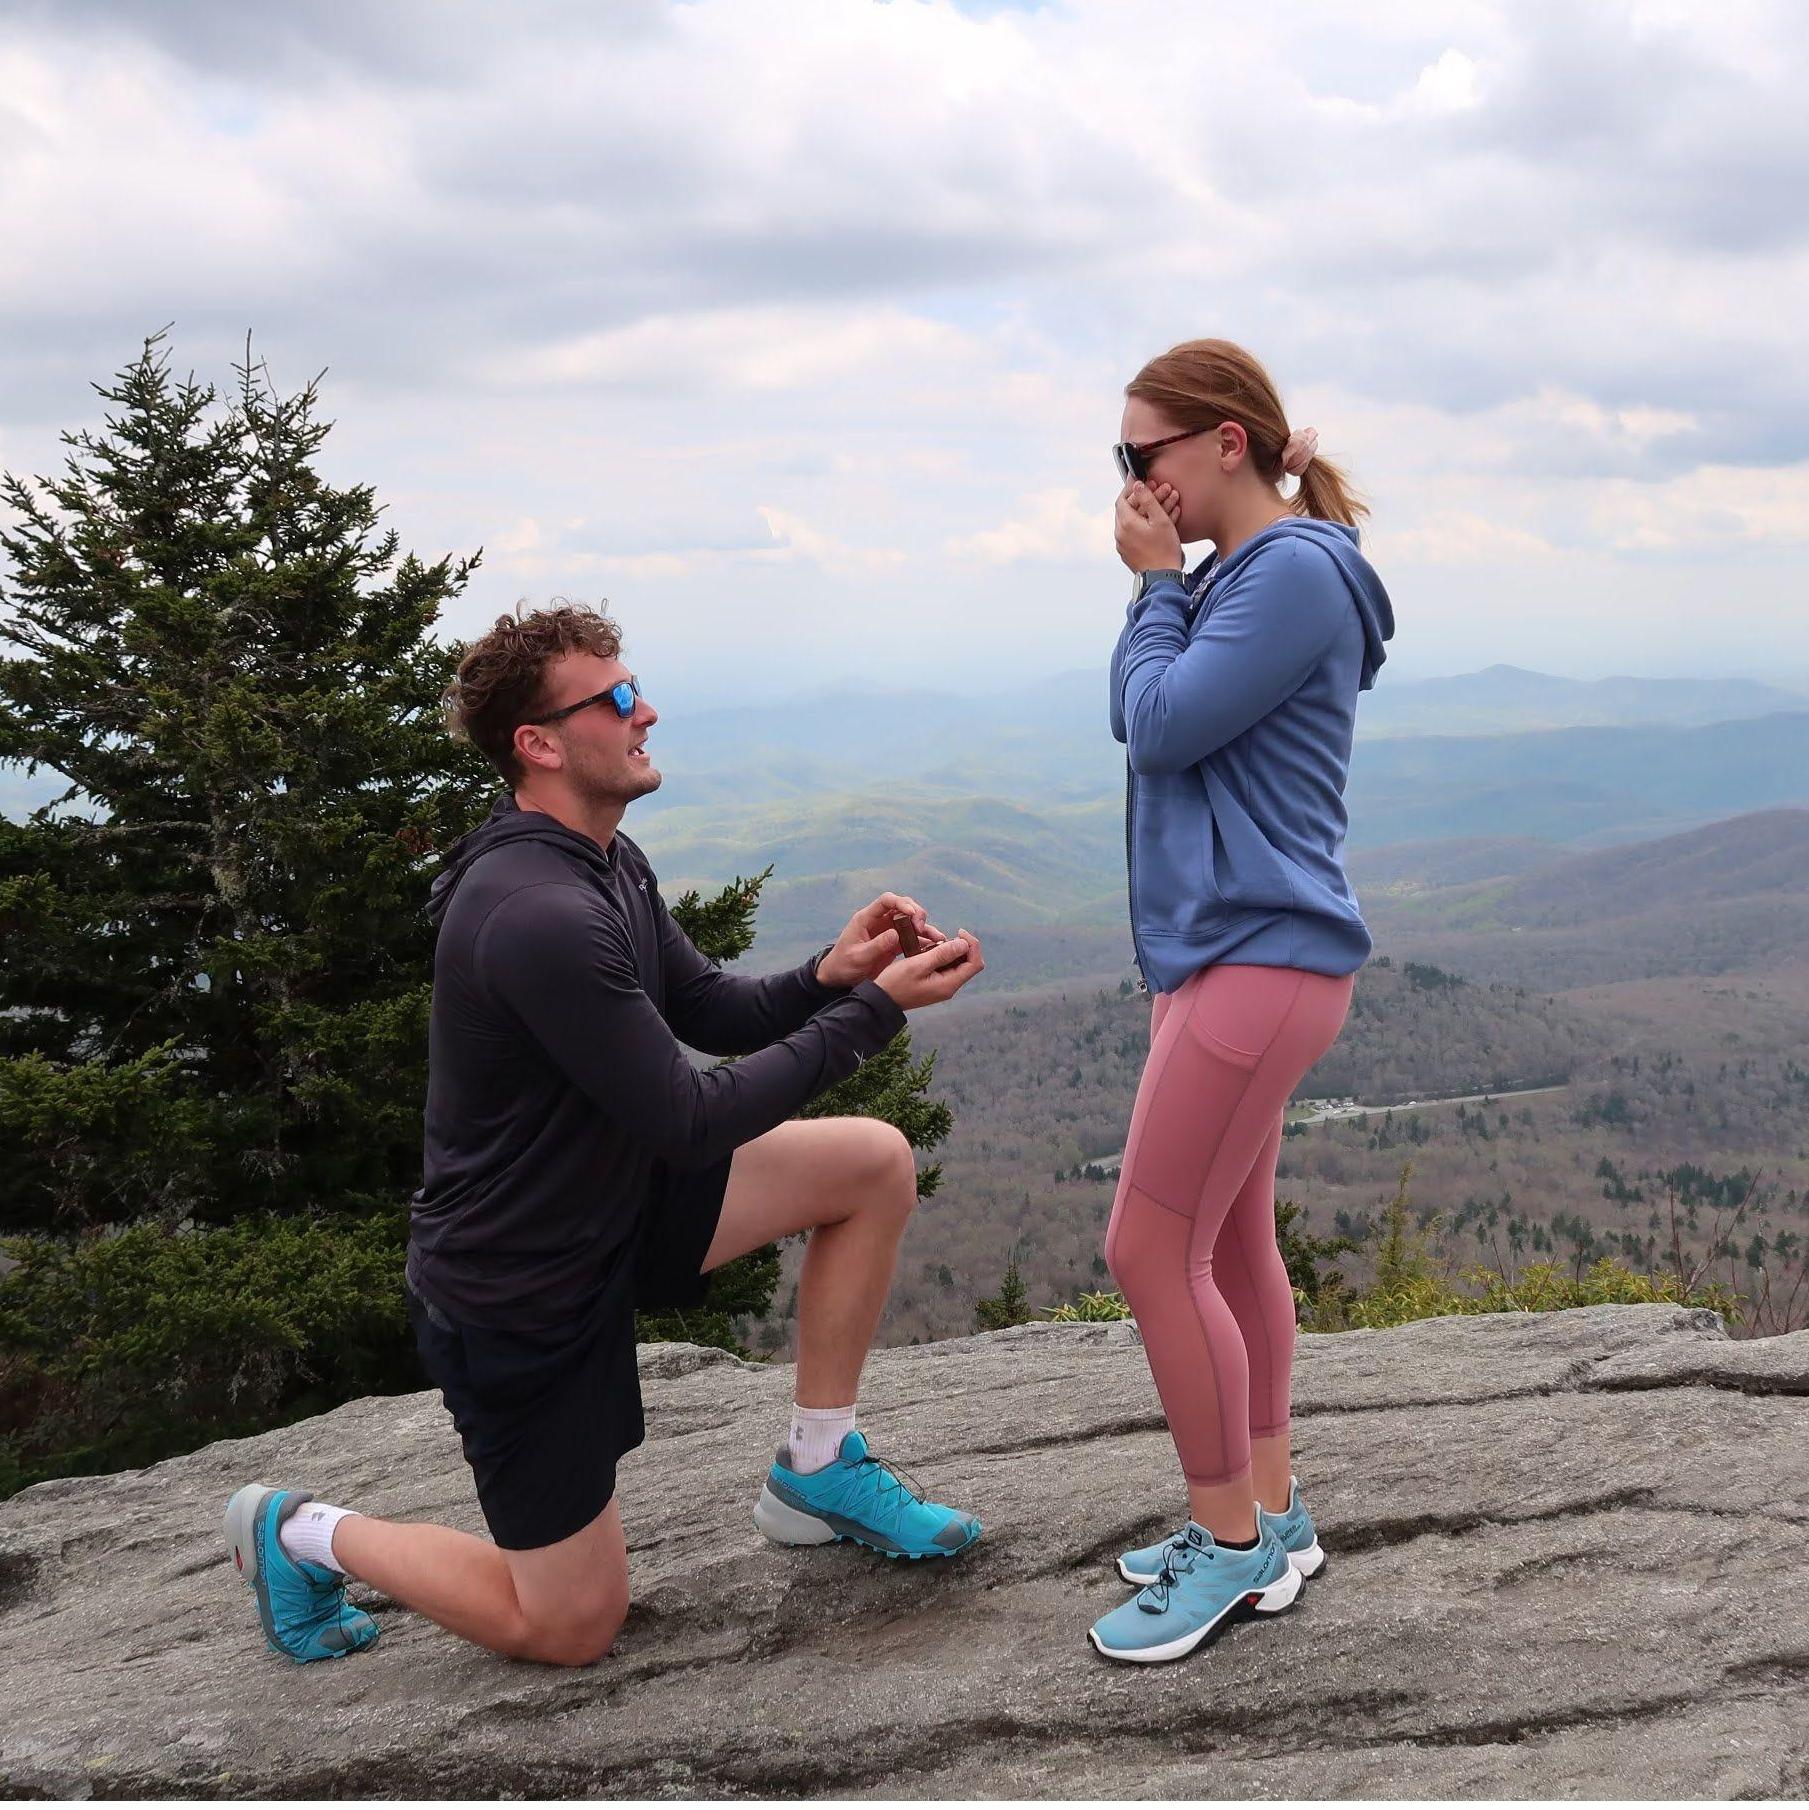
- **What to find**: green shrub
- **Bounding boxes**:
[1043,1258,1737,1337]
[1038,1158,1739,1341]
[1043,1289,1132,1323]
[0,1214,415,1500]
[1471,1257,1740,1320]
[1312,1257,1739,1331]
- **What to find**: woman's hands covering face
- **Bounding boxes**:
[1115,478,1185,574]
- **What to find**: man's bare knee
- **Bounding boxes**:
[546,1611,623,1668]
[858,1121,917,1219]
[520,1593,627,1667]
[854,1122,919,1238]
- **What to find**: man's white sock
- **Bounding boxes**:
[787,1403,857,1473]
[278,1500,356,1574]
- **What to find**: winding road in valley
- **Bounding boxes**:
[1081,1083,1573,1176]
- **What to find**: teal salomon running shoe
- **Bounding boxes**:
[1261,1476,1326,1579]
[753,1431,980,1560]
[223,1485,379,1664]
[1091,1521,1299,1664]
[1119,1476,1325,1584]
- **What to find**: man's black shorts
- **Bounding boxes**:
[406,1153,732,1552]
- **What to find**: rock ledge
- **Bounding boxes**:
[3,1304,1806,1799]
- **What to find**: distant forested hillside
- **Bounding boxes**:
[644,716,1809,991]
[9,665,1807,829]
[1352,665,1807,739]
[1347,836,1561,891]
[1341,713,1809,847]
[630,666,1808,813]
[1364,810,1809,989]
[795,950,1809,1350]
[744,820,1809,1349]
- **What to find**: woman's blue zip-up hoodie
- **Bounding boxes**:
[1109,516,1394,996]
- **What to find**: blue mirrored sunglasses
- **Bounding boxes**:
[533,675,641,724]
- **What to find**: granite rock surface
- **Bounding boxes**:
[2,1303,1806,1799]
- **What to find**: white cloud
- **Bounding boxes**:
[1407,48,1483,113]
[1589,461,1809,551]
[756,507,906,577]
[1370,512,1557,566]
[3,0,1809,690]
[1509,389,1698,453]
[945,488,1111,565]
[492,516,545,555]
[492,306,980,395]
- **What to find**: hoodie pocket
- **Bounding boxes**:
[1202,764,1299,914]
[1134,770,1235,936]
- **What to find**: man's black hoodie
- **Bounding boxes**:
[406,794,907,1329]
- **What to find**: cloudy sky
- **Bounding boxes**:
[4,0,1808,700]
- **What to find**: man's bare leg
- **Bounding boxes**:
[325,1120,911,1656]
[327,1496,629,1667]
[708,1115,977,1555]
[703,1116,919,1406]
[238,1120,925,1664]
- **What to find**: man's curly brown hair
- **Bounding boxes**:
[445,601,624,783]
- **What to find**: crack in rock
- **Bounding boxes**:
[962,1414,1169,1459]
[1016,1513,1176,1581]
[1491,1543,1621,1586]
[1292,1355,1610,1419]
[1361,1684,1798,1754]
[1585,1371,1809,1399]
[1320,1484,1660,1555]
[1722,1650,1809,1686]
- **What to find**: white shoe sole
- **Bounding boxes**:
[1089,1562,1301,1664]
[752,1484,839,1546]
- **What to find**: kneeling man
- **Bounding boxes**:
[223,603,984,1666]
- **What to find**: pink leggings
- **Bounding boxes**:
[1103,962,1355,1486]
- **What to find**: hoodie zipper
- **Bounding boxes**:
[1124,752,1149,990]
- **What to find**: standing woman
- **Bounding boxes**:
[1090,339,1393,1664]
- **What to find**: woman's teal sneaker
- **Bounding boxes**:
[223,1484,380,1664]
[753,1431,980,1560]
[1261,1477,1326,1578]
[1119,1476,1324,1584]
[1090,1520,1299,1664]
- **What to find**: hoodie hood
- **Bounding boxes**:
[427,792,619,926]
[1202,516,1394,691]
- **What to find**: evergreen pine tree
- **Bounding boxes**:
[975,1248,1030,1330]
[0,333,493,1234]
[0,335,955,1494]
[1275,1195,1358,1306]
